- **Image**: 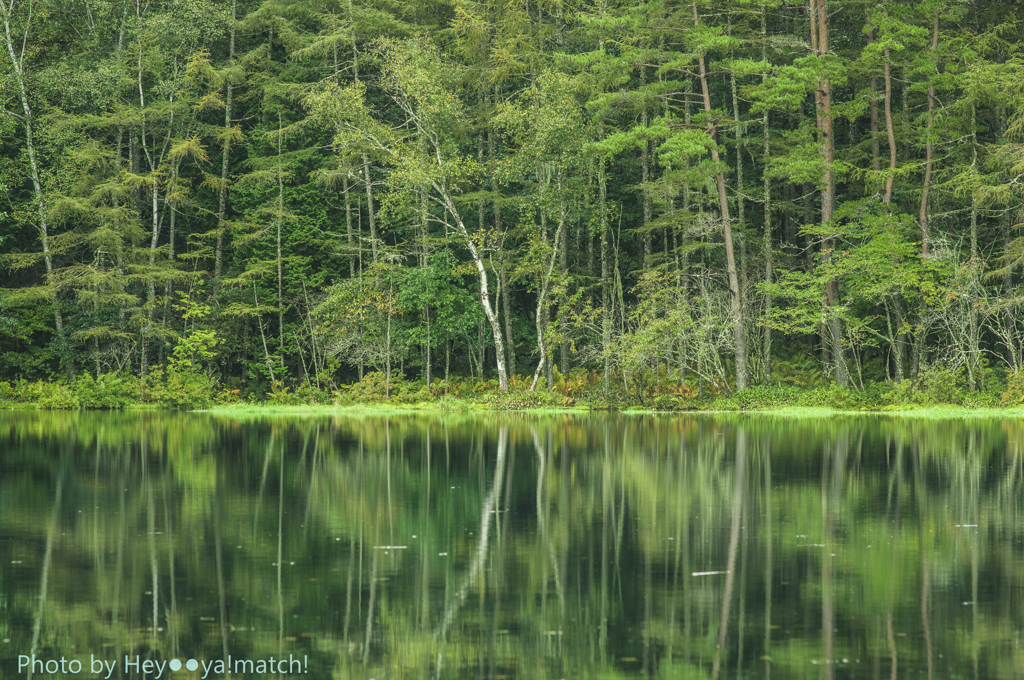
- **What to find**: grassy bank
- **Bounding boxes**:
[3,366,1024,414]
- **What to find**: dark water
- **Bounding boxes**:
[1,411,1022,680]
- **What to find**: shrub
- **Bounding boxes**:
[879,365,966,407]
[917,365,966,405]
[74,371,139,409]
[215,387,244,405]
[1,378,80,408]
[1002,369,1024,406]
[335,372,411,403]
[143,366,216,409]
[489,387,570,410]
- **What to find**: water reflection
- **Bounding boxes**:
[0,412,1022,679]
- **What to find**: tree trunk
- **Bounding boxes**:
[883,49,896,204]
[435,189,508,390]
[537,162,552,389]
[641,77,652,269]
[694,2,748,391]
[600,162,611,393]
[363,156,377,262]
[969,104,980,390]
[344,175,354,277]
[868,18,880,175]
[558,168,569,375]
[490,115,515,377]
[214,0,237,280]
[531,200,568,391]
[918,10,938,257]
[810,0,849,387]
[880,11,905,383]
[761,6,772,385]
[1,1,65,350]
[501,266,514,376]
[421,187,431,385]
[276,117,286,376]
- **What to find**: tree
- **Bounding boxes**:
[315,262,405,395]
[306,38,511,390]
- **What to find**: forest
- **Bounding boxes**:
[3,0,1024,407]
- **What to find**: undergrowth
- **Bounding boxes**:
[1,363,1018,411]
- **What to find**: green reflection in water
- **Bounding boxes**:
[1,412,1022,679]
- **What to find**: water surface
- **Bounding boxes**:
[1,411,1022,679]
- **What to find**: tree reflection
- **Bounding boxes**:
[1,412,1023,679]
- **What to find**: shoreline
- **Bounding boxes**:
[5,402,1022,418]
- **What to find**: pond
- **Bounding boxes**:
[0,411,1022,679]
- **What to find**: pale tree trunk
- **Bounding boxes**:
[694,2,748,391]
[0,0,64,347]
[139,36,160,377]
[883,42,896,204]
[729,36,751,380]
[276,116,286,376]
[600,162,611,393]
[531,200,568,391]
[363,157,378,263]
[537,162,553,389]
[868,18,880,176]
[344,175,354,277]
[436,189,508,390]
[421,187,431,385]
[500,266,514,376]
[489,114,515,376]
[557,168,569,375]
[215,0,237,280]
[346,0,377,264]
[137,10,180,378]
[640,70,652,269]
[254,284,277,383]
[969,105,980,390]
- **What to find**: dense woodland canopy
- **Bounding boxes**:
[3,0,1024,398]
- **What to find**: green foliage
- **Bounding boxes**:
[315,263,406,378]
[332,372,413,404]
[880,365,967,407]
[397,249,482,350]
[264,381,333,405]
[0,372,138,409]
[72,372,140,409]
[1001,369,1024,406]
[0,379,81,409]
[142,365,215,410]
[3,0,1024,405]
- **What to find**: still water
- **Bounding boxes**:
[0,411,1022,679]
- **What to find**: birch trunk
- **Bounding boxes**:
[0,0,64,343]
